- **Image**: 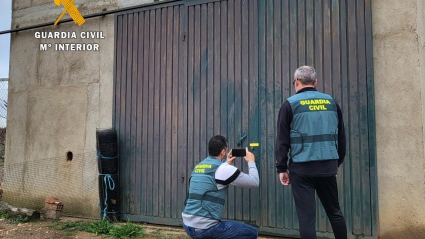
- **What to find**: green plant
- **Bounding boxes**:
[108,221,145,238]
[0,213,11,219]
[86,219,114,236]
[10,214,29,224]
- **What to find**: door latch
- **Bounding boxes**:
[237,134,247,147]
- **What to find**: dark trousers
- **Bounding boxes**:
[290,172,347,239]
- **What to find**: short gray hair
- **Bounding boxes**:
[294,66,316,85]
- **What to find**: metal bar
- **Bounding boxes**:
[0,79,8,82]
[0,0,179,35]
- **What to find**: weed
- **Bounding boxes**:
[10,214,29,224]
[86,219,114,235]
[108,221,145,238]
[59,221,91,232]
[0,213,10,219]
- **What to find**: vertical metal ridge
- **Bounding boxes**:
[364,0,379,236]
[135,10,144,216]
[157,7,166,218]
[186,5,194,189]
[147,9,155,216]
[257,0,267,227]
[220,0,229,219]
[130,12,139,215]
[178,3,188,220]
[273,0,283,228]
[120,14,128,214]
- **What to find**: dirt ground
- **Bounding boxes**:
[0,164,288,239]
[0,216,287,239]
[0,216,196,238]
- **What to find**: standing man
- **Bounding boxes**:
[182,135,259,239]
[275,66,347,239]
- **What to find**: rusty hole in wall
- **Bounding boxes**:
[66,151,73,162]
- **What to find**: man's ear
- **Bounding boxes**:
[313,79,318,87]
[221,149,227,156]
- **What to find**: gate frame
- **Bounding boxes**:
[112,0,378,238]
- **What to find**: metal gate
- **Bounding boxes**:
[113,0,377,238]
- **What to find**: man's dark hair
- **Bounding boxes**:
[208,135,228,156]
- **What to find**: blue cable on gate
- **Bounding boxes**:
[99,174,115,220]
[97,151,118,160]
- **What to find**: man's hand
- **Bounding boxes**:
[279,172,290,185]
[244,147,255,163]
[226,150,236,164]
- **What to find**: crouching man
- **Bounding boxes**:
[182,135,259,239]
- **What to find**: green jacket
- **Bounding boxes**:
[183,157,228,220]
[287,91,339,163]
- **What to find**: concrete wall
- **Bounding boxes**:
[373,0,425,238]
[5,0,159,217]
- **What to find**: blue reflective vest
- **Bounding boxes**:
[287,90,339,163]
[183,157,228,220]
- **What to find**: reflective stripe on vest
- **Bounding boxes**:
[287,91,339,163]
[183,157,228,220]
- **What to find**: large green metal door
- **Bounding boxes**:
[184,0,261,224]
[114,0,377,238]
[114,0,261,227]
[256,0,377,238]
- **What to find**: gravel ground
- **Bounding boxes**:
[0,216,288,239]
[0,165,290,239]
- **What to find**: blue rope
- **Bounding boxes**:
[99,174,116,220]
[97,151,118,160]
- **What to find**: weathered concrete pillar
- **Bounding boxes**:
[373,0,425,238]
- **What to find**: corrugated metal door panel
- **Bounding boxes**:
[114,0,261,225]
[257,0,376,237]
[114,3,185,222]
[185,0,260,224]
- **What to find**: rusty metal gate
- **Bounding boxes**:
[113,0,377,238]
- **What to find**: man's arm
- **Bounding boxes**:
[215,163,259,189]
[229,162,259,188]
[216,148,259,189]
[336,103,346,166]
[275,101,292,173]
